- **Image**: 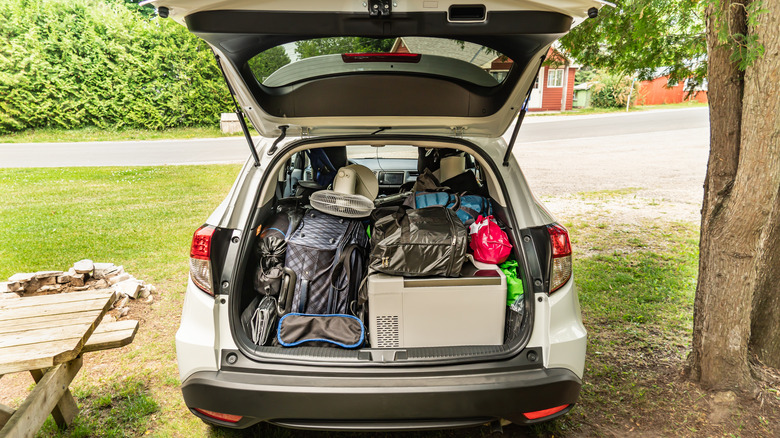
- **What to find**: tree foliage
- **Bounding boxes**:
[560,0,707,85]
[0,0,232,134]
[295,38,395,59]
[248,46,291,81]
[109,0,156,18]
[707,0,767,70]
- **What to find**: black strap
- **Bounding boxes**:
[297,280,309,313]
[331,243,366,315]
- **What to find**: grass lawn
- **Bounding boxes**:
[0,126,259,144]
[0,167,776,437]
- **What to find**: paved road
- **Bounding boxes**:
[0,107,710,211]
[0,107,708,169]
[514,108,709,205]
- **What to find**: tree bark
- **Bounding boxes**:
[747,0,780,368]
[692,0,780,390]
[689,0,751,390]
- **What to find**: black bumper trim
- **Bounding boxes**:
[181,367,581,430]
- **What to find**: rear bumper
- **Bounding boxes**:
[182,365,581,430]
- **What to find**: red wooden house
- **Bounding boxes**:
[637,74,709,105]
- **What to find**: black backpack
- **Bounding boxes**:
[284,210,370,315]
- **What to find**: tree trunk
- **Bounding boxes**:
[690,0,751,391]
[747,0,780,368]
[691,0,780,390]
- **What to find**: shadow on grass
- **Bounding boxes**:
[37,378,159,438]
[202,421,553,438]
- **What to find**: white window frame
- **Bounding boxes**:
[547,69,564,88]
[490,69,509,82]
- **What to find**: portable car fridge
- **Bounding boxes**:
[368,262,506,348]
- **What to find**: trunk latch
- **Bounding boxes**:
[368,0,391,16]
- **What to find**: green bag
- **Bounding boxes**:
[500,259,524,306]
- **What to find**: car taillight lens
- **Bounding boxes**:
[190,225,215,296]
[547,223,572,293]
[523,404,570,420]
[193,408,242,423]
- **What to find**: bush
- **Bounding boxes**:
[0,0,232,134]
[590,72,639,109]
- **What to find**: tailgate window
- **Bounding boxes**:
[249,37,513,88]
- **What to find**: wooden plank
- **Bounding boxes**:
[0,355,54,376]
[82,320,139,353]
[0,343,71,375]
[0,290,115,311]
[0,404,14,429]
[0,356,82,438]
[0,312,102,335]
[0,297,114,322]
[30,369,79,429]
[0,324,91,349]
[0,293,113,375]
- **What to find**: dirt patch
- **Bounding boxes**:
[541,193,701,226]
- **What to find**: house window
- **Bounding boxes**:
[547,69,564,88]
[490,70,508,82]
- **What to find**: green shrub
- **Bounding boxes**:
[590,72,639,109]
[0,0,232,134]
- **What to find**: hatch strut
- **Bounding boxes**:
[213,54,261,167]
[503,55,546,167]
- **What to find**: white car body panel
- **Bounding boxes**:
[142,0,605,26]
[176,278,220,381]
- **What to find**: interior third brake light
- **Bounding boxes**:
[341,53,421,63]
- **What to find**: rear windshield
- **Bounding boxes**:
[248,37,513,88]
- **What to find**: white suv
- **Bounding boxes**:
[147,0,601,430]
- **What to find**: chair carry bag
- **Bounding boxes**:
[277,313,365,348]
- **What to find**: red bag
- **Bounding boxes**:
[469,215,512,264]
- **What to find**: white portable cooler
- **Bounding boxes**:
[368,261,507,348]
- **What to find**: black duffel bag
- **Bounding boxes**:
[369,206,467,278]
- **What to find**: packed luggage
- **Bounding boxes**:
[242,147,520,350]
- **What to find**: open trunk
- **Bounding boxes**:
[227,137,546,365]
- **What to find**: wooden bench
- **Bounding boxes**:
[82,320,139,353]
[0,310,138,437]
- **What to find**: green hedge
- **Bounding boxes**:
[0,0,232,134]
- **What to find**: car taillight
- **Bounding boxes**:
[547,223,572,293]
[190,225,215,296]
[523,404,570,420]
[193,408,242,423]
[341,53,422,63]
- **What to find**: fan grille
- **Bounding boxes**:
[310,191,374,218]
